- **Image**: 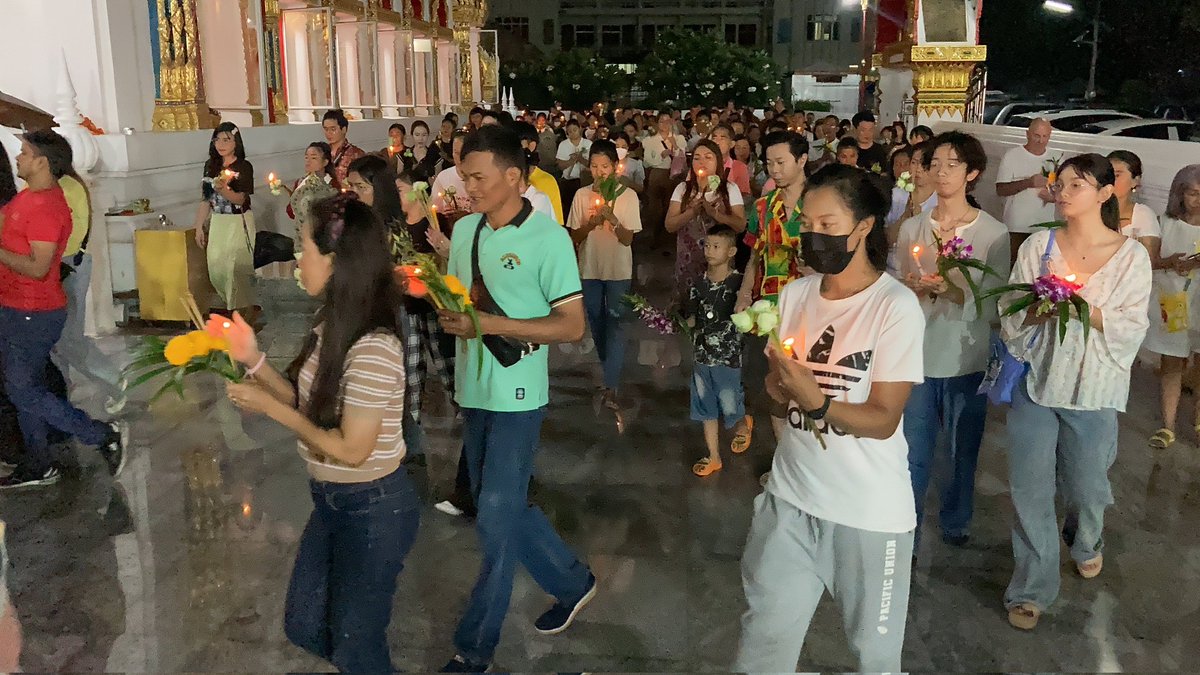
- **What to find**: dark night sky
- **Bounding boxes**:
[978,0,1199,102]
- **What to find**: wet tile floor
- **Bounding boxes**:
[3,264,1200,673]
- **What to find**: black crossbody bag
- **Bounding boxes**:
[470,207,541,367]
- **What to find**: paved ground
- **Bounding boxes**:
[3,255,1200,672]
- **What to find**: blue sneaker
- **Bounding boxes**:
[534,573,597,635]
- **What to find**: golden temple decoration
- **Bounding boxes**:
[153,0,218,131]
[263,0,288,122]
[910,44,987,117]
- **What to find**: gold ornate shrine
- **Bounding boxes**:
[910,45,987,119]
[152,0,218,131]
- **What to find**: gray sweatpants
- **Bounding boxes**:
[734,492,914,674]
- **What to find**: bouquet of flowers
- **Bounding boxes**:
[982,273,1090,344]
[123,296,245,402]
[593,174,627,205]
[441,185,460,212]
[394,257,483,373]
[895,171,915,193]
[267,172,284,196]
[705,174,721,193]
[623,293,687,336]
[1042,154,1063,183]
[404,181,441,233]
[731,300,826,450]
[932,233,1001,313]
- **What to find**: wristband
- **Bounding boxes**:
[245,352,267,377]
[805,395,833,421]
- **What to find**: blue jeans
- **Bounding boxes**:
[0,307,107,474]
[454,407,591,664]
[54,253,122,398]
[1004,378,1117,611]
[581,279,632,390]
[902,372,988,540]
[284,468,421,672]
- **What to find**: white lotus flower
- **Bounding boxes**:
[412,181,429,192]
[750,299,774,314]
[730,311,754,333]
[755,311,779,334]
[748,86,758,93]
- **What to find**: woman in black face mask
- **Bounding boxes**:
[735,163,925,674]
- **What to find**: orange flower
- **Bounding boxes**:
[406,278,429,298]
[397,264,423,279]
[443,274,468,297]
[164,334,197,366]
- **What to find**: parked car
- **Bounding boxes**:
[1008,109,1140,132]
[1075,119,1196,141]
[984,101,1060,126]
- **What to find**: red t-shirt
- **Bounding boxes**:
[0,187,71,311]
[724,158,752,197]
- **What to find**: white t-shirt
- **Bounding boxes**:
[1121,203,1161,241]
[767,274,925,533]
[567,186,642,280]
[996,145,1057,234]
[556,138,593,180]
[431,166,470,212]
[524,185,555,222]
[670,181,745,207]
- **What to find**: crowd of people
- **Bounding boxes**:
[2,96,1200,672]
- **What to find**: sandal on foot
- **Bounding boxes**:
[731,418,754,454]
[1150,428,1175,449]
[692,457,723,477]
[1007,602,1040,630]
[1077,554,1103,579]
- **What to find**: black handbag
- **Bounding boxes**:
[470,211,541,368]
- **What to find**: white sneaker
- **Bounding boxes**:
[435,500,465,517]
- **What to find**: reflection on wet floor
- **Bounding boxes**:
[3,262,1200,672]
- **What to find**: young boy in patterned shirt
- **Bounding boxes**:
[683,224,748,477]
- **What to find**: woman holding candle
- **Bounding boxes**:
[895,131,1010,549]
[383,123,407,173]
[664,140,746,290]
[192,122,258,321]
[567,140,642,410]
[406,120,441,179]
[285,142,339,254]
[1001,154,1152,630]
[225,194,420,672]
[1144,164,1200,449]
[1107,150,1161,255]
[735,164,924,673]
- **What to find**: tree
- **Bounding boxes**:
[634,29,783,109]
[506,50,629,110]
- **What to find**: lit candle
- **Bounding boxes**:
[782,337,795,356]
[911,245,927,276]
[267,172,275,183]
[1065,274,1077,283]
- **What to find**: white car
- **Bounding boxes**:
[1075,119,1196,141]
[1008,109,1140,132]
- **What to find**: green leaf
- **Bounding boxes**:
[1071,295,1091,342]
[978,282,1034,302]
[1058,301,1070,343]
[127,364,180,390]
[1002,293,1039,317]
[1032,220,1066,229]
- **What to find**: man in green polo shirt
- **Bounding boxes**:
[735,131,809,473]
[436,125,596,673]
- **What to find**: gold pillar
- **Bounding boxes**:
[262,0,288,123]
[910,45,987,120]
[453,0,486,111]
[153,0,218,131]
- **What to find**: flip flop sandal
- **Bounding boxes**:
[692,457,723,477]
[1077,554,1103,579]
[731,418,754,454]
[1007,602,1040,631]
[1149,428,1176,449]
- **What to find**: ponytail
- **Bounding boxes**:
[1101,194,1121,232]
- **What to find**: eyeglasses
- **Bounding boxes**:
[928,160,963,174]
[1049,179,1099,196]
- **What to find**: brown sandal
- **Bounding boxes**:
[731,417,754,454]
[1007,602,1040,630]
[692,457,723,477]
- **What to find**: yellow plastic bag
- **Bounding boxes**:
[1160,290,1189,333]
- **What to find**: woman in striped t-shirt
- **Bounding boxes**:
[226,194,418,672]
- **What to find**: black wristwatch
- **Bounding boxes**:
[806,395,833,420]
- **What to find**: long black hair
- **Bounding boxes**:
[0,144,16,208]
[204,122,246,178]
[348,154,402,226]
[803,164,891,271]
[286,194,405,430]
[1058,153,1121,231]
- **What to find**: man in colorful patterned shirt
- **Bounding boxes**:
[322,109,366,190]
[733,131,809,463]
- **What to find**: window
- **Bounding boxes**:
[576,24,595,47]
[602,25,622,47]
[493,16,530,42]
[1117,124,1170,140]
[807,14,839,41]
[738,23,758,46]
[622,24,635,45]
[642,23,658,45]
[544,19,555,45]
[776,18,792,43]
[561,23,575,49]
[849,16,861,42]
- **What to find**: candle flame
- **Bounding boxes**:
[241,502,251,517]
[267,172,275,182]
[912,245,921,254]
[782,337,795,353]
[413,267,422,275]
[1065,274,1077,283]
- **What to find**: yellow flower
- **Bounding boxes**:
[443,274,468,297]
[164,334,199,366]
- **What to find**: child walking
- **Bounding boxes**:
[684,224,749,477]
